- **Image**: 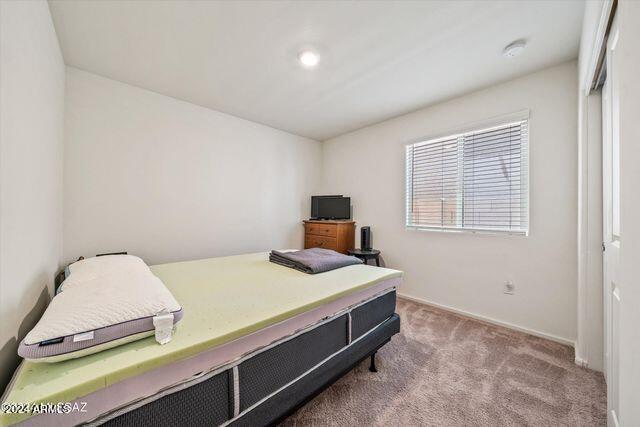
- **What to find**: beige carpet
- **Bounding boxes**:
[281,299,606,426]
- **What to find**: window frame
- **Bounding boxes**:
[405,110,530,236]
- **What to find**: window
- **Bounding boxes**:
[405,118,528,234]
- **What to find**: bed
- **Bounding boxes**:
[1,252,402,426]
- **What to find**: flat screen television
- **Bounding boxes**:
[311,196,351,220]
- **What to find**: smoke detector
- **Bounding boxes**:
[503,40,526,58]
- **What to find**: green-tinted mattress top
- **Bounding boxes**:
[1,252,401,425]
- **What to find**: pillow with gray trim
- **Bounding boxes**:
[18,255,183,363]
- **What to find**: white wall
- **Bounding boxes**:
[321,61,578,344]
[64,68,321,265]
[0,1,65,391]
[616,1,640,423]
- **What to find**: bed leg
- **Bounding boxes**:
[369,352,378,373]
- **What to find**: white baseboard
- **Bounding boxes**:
[397,292,576,348]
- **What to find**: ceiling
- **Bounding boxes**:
[48,0,585,141]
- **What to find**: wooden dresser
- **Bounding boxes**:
[303,220,356,254]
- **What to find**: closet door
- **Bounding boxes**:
[602,15,621,427]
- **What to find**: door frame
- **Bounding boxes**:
[576,0,616,372]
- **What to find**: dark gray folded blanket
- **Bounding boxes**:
[269,248,363,274]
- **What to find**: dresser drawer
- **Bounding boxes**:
[304,222,337,237]
[305,235,338,251]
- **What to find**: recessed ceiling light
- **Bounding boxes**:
[298,50,320,68]
[503,40,526,58]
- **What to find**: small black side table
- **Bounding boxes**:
[348,249,381,267]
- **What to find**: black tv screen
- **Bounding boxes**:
[311,196,351,219]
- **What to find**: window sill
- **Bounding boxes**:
[405,225,528,237]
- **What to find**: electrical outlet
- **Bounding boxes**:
[504,281,515,295]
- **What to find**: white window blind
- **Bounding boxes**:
[406,119,528,234]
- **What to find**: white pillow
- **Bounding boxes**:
[19,255,183,363]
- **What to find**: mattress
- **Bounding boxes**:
[1,252,402,426]
[97,291,399,427]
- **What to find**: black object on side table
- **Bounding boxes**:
[348,249,381,267]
